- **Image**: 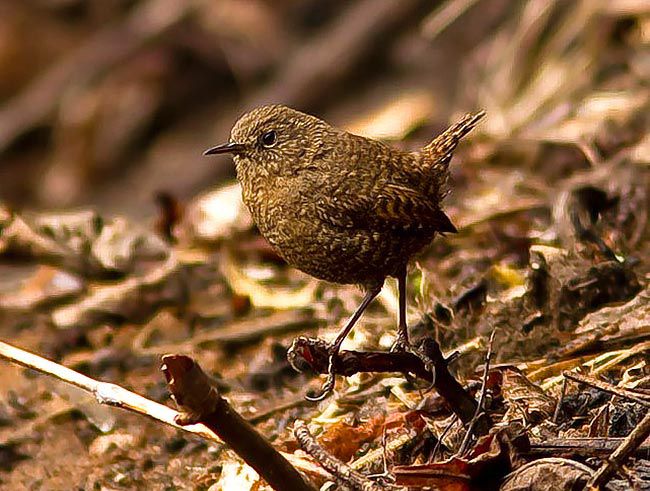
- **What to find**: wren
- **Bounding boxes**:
[205,105,484,399]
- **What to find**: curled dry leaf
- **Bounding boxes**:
[91,216,168,272]
[452,237,640,364]
[500,458,596,491]
[550,282,650,359]
[394,425,529,490]
[0,206,169,278]
[0,266,84,312]
[528,245,640,332]
[552,157,649,252]
[495,366,557,425]
[50,254,185,329]
[317,415,385,463]
[219,250,318,309]
[162,354,219,425]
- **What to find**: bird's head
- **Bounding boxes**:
[204,105,331,180]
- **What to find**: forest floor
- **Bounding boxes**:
[0,1,648,490]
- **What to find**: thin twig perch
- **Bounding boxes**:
[288,336,481,426]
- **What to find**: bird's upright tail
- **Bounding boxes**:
[422,110,486,165]
[419,110,485,201]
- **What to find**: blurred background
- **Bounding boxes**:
[0,1,649,489]
[1,0,644,218]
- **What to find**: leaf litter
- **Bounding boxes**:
[0,1,648,490]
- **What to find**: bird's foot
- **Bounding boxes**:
[390,331,414,354]
[305,350,338,402]
[391,335,437,388]
[416,345,438,391]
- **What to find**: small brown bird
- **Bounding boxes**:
[205,105,484,399]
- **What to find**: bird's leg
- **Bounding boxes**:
[306,284,382,401]
[391,266,411,352]
[391,267,438,384]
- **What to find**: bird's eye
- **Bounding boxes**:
[260,130,277,148]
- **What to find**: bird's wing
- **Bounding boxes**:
[313,173,456,233]
[304,131,457,233]
[376,183,457,232]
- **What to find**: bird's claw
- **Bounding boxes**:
[390,333,411,354]
[305,352,337,401]
[414,344,438,391]
[414,359,437,391]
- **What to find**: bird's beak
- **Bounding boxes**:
[203,142,244,156]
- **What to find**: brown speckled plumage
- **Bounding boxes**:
[205,104,484,399]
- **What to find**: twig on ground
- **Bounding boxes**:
[162,355,315,491]
[419,338,482,427]
[294,420,397,491]
[288,336,430,381]
[457,328,497,456]
[587,410,650,489]
[0,340,317,490]
[527,437,650,459]
[563,371,650,408]
[552,377,567,423]
[0,340,216,439]
[431,415,459,462]
[288,336,479,425]
[349,432,414,473]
